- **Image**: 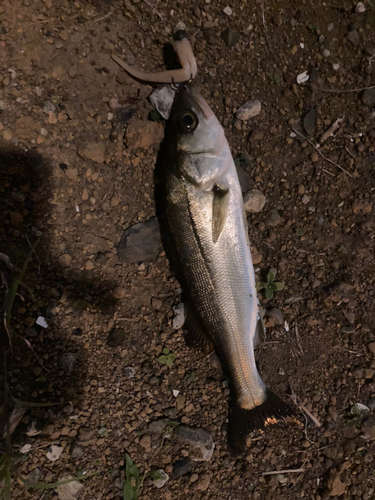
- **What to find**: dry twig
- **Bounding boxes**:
[261,469,305,476]
[318,116,344,145]
[93,12,112,23]
[291,127,353,178]
[314,85,375,93]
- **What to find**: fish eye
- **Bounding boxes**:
[180,111,198,133]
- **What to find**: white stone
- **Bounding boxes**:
[235,99,261,121]
[297,71,309,84]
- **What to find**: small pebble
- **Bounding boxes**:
[223,6,232,15]
[243,190,266,213]
[355,2,366,13]
[235,100,261,121]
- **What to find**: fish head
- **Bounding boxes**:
[167,84,230,189]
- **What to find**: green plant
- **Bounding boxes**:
[149,109,163,122]
[256,267,284,300]
[3,239,39,349]
[149,470,163,482]
[123,423,179,499]
[0,454,12,500]
[157,348,176,367]
[185,370,195,382]
[123,454,140,500]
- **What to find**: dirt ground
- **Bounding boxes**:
[1,0,375,498]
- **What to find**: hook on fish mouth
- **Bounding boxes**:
[111,31,197,85]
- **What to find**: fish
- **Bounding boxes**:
[159,83,294,455]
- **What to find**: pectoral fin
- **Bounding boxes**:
[212,185,229,244]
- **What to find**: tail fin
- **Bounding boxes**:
[227,388,295,456]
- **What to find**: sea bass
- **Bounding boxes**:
[160,84,293,455]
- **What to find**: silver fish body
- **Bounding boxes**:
[161,84,293,454]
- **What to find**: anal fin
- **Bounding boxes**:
[184,304,213,352]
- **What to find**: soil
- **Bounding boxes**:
[1,0,375,499]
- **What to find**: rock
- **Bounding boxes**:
[172,457,192,478]
[58,254,71,268]
[265,209,281,227]
[360,89,375,106]
[123,366,136,378]
[78,142,105,163]
[151,297,162,310]
[113,286,126,299]
[153,469,169,488]
[28,468,42,483]
[251,248,262,265]
[70,443,84,458]
[80,232,113,253]
[368,342,375,354]
[352,200,372,214]
[330,473,347,497]
[126,119,163,149]
[58,352,76,372]
[107,328,127,347]
[176,394,186,411]
[78,428,95,442]
[43,101,56,114]
[95,252,107,264]
[355,2,366,13]
[341,326,355,334]
[364,43,375,57]
[147,419,169,434]
[302,194,310,204]
[361,424,375,440]
[164,407,177,419]
[10,212,24,226]
[235,163,249,193]
[46,445,63,462]
[266,308,283,326]
[297,71,309,84]
[221,28,240,47]
[65,168,78,180]
[173,303,185,330]
[302,109,317,137]
[57,475,84,500]
[139,434,151,452]
[15,116,41,140]
[346,30,360,46]
[367,397,375,409]
[235,100,261,121]
[285,292,303,304]
[273,13,283,26]
[118,217,161,264]
[309,68,319,83]
[197,474,211,491]
[149,86,175,120]
[243,190,266,213]
[322,49,330,58]
[175,426,215,462]
[2,129,12,141]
